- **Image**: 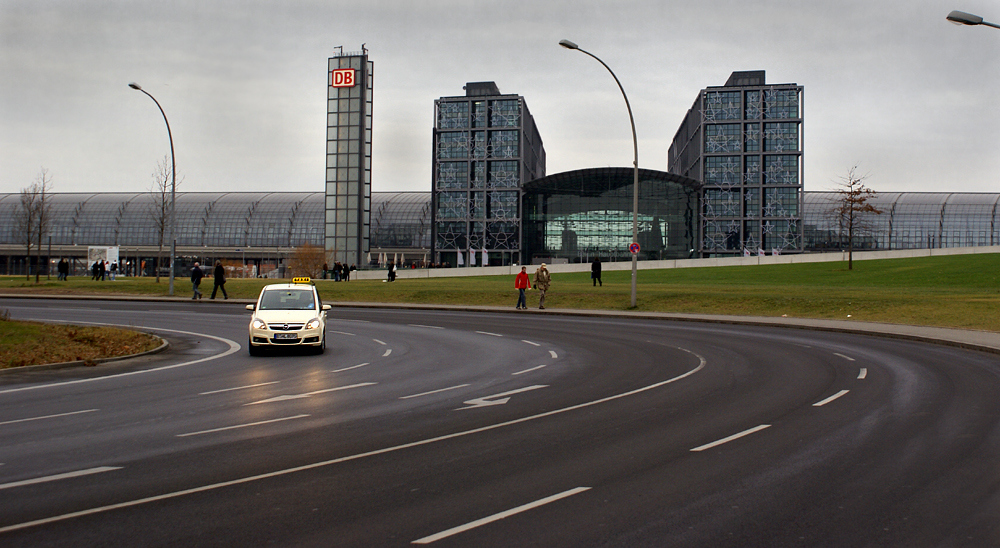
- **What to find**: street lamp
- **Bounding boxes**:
[559,39,640,308]
[129,82,177,296]
[946,10,1000,29]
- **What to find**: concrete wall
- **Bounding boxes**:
[350,246,1000,281]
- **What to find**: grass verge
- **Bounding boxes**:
[1,252,998,332]
[0,311,161,369]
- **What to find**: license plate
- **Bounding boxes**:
[274,333,298,340]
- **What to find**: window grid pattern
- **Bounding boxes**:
[696,84,802,255]
[432,91,541,263]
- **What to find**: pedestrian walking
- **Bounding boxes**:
[534,263,551,309]
[210,260,228,299]
[57,258,69,281]
[591,258,602,287]
[110,261,118,281]
[190,262,204,300]
[514,266,531,310]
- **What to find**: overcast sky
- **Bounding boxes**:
[2,0,998,197]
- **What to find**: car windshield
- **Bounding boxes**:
[258,289,316,310]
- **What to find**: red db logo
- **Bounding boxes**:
[330,69,356,88]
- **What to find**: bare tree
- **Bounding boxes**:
[15,185,37,280]
[288,243,326,279]
[832,165,882,270]
[147,155,172,283]
[14,169,53,281]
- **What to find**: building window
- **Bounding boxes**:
[745,90,761,119]
[744,155,761,185]
[488,161,519,188]
[763,122,799,152]
[437,162,468,189]
[437,102,469,129]
[436,192,467,219]
[704,156,741,187]
[437,132,469,159]
[744,123,760,152]
[764,89,799,119]
[488,131,519,158]
[490,100,520,127]
[488,191,519,220]
[704,91,741,121]
[705,124,742,153]
[764,188,798,217]
[763,155,799,185]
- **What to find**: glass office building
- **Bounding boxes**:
[669,71,804,256]
[326,48,373,267]
[522,168,701,264]
[431,82,545,267]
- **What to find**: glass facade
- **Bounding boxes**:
[430,82,545,267]
[803,192,1000,251]
[668,71,804,256]
[4,190,1000,274]
[325,50,373,266]
[522,168,700,263]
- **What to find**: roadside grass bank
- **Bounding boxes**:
[0,313,161,369]
[1,253,998,332]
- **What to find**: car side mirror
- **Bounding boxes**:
[246,304,255,311]
[322,304,331,311]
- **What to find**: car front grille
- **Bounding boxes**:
[270,323,304,331]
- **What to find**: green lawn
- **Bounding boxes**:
[2,253,999,332]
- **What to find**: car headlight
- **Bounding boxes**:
[251,319,267,330]
[305,318,322,330]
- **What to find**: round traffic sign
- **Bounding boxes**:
[629,243,640,254]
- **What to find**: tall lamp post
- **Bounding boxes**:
[559,39,640,308]
[946,10,1000,29]
[129,82,177,296]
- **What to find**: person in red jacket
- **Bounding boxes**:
[514,266,531,310]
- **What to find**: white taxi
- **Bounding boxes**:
[246,277,330,355]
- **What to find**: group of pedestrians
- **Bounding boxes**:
[190,261,228,300]
[514,263,551,310]
[514,258,604,310]
[323,262,355,282]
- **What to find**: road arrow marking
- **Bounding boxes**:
[456,385,548,410]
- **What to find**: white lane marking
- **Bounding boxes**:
[520,339,541,347]
[245,382,377,405]
[332,363,369,373]
[400,384,471,400]
[691,424,771,452]
[0,351,706,535]
[0,325,241,395]
[372,339,387,345]
[383,349,392,357]
[813,389,850,407]
[177,415,310,437]
[0,409,98,427]
[549,350,558,359]
[409,324,444,329]
[858,368,868,380]
[330,330,356,336]
[0,466,122,491]
[412,487,591,545]
[457,385,548,410]
[475,331,503,337]
[513,365,547,376]
[199,382,279,396]
[834,353,856,362]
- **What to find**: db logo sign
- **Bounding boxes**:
[330,69,356,88]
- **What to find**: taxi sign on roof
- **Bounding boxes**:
[291,277,313,284]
